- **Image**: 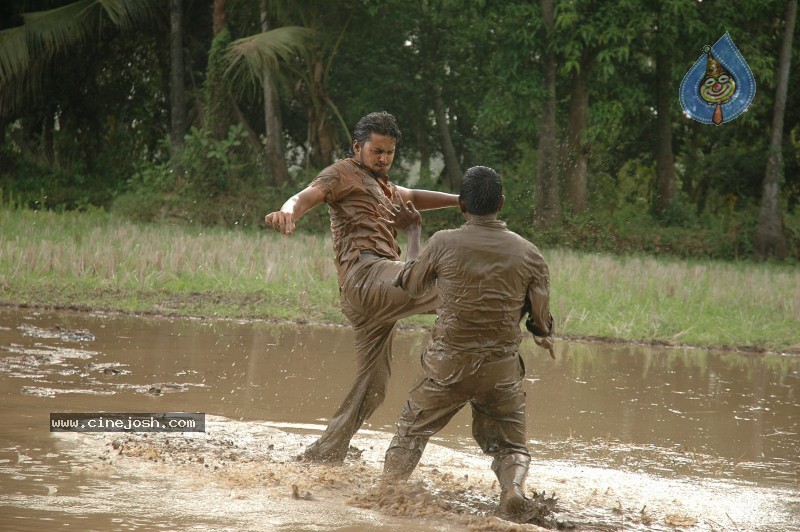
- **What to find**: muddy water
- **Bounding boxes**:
[0,308,798,531]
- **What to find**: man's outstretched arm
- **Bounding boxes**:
[265,185,326,235]
[396,186,459,211]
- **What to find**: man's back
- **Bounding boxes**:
[397,218,550,385]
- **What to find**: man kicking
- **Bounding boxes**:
[265,111,459,463]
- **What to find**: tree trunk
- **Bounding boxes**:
[43,111,55,165]
[0,115,7,173]
[260,1,290,186]
[170,0,186,146]
[534,0,561,229]
[653,19,676,216]
[564,51,592,214]
[213,0,226,35]
[205,0,232,142]
[169,0,187,178]
[232,98,265,155]
[314,57,334,167]
[316,111,335,167]
[299,57,335,168]
[754,0,796,259]
[416,121,431,184]
[205,28,233,142]
[433,88,462,190]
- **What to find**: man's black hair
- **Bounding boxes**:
[352,111,402,150]
[459,166,503,215]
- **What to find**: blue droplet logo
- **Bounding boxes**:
[679,32,756,125]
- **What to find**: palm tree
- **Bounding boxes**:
[262,0,356,169]
[225,22,317,184]
[2,0,317,187]
[0,0,159,116]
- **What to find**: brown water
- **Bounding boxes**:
[0,308,798,531]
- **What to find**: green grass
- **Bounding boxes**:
[1,208,797,352]
[549,250,798,350]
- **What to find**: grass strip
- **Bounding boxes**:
[1,208,797,352]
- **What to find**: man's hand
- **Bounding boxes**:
[265,211,295,235]
[534,336,555,359]
[379,191,421,231]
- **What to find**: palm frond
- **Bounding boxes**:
[0,0,158,114]
[225,26,317,93]
[96,0,158,28]
[0,26,32,84]
[21,0,103,50]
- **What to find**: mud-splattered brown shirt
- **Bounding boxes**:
[395,219,553,385]
[310,159,402,286]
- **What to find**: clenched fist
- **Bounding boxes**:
[265,211,296,235]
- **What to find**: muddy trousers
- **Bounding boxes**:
[383,353,529,480]
[304,256,438,463]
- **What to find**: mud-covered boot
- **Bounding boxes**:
[492,453,531,519]
[302,438,348,464]
[382,446,423,482]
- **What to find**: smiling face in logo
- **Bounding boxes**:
[701,73,736,104]
[700,53,736,104]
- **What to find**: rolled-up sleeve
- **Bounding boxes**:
[310,166,357,203]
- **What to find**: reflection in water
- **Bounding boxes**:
[529,342,799,487]
[0,309,797,530]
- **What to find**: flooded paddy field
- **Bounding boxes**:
[0,308,798,531]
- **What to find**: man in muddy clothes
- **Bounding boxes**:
[382,165,555,519]
[265,111,459,463]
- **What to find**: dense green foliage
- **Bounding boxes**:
[1,0,798,261]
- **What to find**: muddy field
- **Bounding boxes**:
[0,308,798,531]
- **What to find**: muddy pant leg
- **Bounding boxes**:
[471,355,529,459]
[471,391,528,458]
[344,257,439,324]
[306,258,439,462]
[470,355,530,517]
[384,377,469,480]
[305,320,396,462]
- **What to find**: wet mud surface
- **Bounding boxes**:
[0,308,798,531]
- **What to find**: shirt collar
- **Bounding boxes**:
[464,218,507,229]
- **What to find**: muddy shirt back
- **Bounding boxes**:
[396,219,551,385]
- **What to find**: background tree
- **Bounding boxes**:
[556,0,642,215]
[652,0,678,216]
[262,0,356,169]
[0,0,162,207]
[754,0,796,259]
[534,0,561,229]
[204,0,233,142]
[1,0,797,259]
[224,3,315,184]
[259,0,290,186]
[170,0,187,169]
